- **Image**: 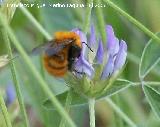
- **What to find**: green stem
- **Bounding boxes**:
[59,90,72,127]
[83,0,93,33]
[106,98,137,127]
[0,12,76,127]
[0,95,12,127]
[19,5,52,40]
[114,95,124,127]
[89,98,95,127]
[94,0,106,44]
[40,55,45,78]
[104,0,160,44]
[2,29,30,127]
[117,79,160,86]
[144,81,160,86]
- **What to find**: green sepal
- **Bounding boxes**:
[42,79,131,110]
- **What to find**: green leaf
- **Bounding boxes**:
[143,85,160,119]
[139,32,160,78]
[43,91,87,110]
[99,79,131,99]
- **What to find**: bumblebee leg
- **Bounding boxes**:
[73,69,86,75]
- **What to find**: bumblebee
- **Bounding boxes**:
[33,31,84,77]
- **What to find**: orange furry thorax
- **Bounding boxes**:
[54,31,82,48]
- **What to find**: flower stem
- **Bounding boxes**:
[106,98,137,127]
[114,95,124,127]
[19,5,52,40]
[2,29,30,127]
[0,95,12,127]
[94,0,106,44]
[89,98,95,127]
[83,0,93,33]
[59,90,72,127]
[0,12,76,127]
[103,0,160,44]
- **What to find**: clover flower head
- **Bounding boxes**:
[67,25,127,97]
[72,25,127,78]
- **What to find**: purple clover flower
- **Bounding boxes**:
[72,28,94,78]
[95,38,104,64]
[114,40,127,71]
[74,54,94,79]
[71,25,127,80]
[101,25,127,80]
[5,82,16,106]
[89,25,96,47]
[106,25,119,56]
[101,55,114,80]
[72,28,87,56]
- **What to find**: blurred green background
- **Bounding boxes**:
[1,0,160,127]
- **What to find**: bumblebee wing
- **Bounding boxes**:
[32,41,53,55]
[45,39,75,56]
[32,39,74,56]
[45,44,65,56]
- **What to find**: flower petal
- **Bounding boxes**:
[72,28,93,76]
[95,39,104,64]
[72,28,87,43]
[101,55,114,80]
[6,82,16,106]
[72,28,87,55]
[114,38,120,55]
[114,40,127,71]
[89,25,96,47]
[74,54,94,79]
[106,25,119,56]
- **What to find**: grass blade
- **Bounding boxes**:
[0,95,12,127]
[2,29,30,127]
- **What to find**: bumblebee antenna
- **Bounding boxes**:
[82,42,93,52]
